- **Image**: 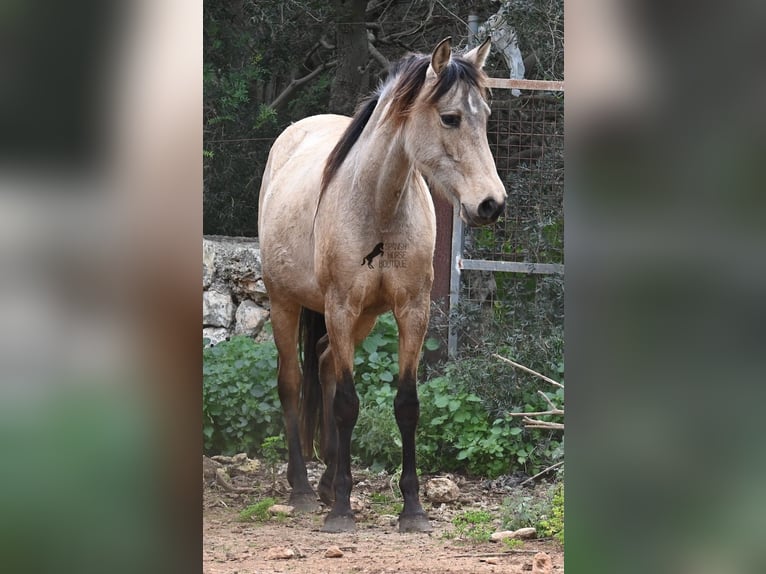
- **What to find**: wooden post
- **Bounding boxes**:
[426,193,453,364]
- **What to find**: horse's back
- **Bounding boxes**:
[259,114,349,216]
[258,114,350,310]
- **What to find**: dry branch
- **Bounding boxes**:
[268,60,337,110]
[519,461,564,486]
[491,354,563,388]
[496,354,564,432]
[214,468,258,493]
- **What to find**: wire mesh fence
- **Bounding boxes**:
[448,80,564,372]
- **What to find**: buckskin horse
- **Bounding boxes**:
[258,37,506,533]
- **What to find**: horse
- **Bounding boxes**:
[257,37,506,533]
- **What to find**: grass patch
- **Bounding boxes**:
[446,509,495,543]
[369,492,403,515]
[238,497,278,522]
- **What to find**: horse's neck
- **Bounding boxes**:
[346,113,414,231]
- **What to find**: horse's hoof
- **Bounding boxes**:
[398,512,433,533]
[289,491,319,513]
[321,513,356,533]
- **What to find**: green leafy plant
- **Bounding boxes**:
[369,492,403,516]
[537,482,564,544]
[203,336,281,456]
[260,435,286,491]
[238,497,278,522]
[500,480,564,545]
[500,492,546,532]
[503,538,525,550]
[449,509,495,543]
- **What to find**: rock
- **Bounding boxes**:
[324,545,344,558]
[236,277,269,304]
[229,457,260,475]
[203,327,229,346]
[490,527,537,542]
[202,456,222,481]
[203,289,235,328]
[350,496,365,513]
[202,238,216,289]
[202,236,262,295]
[234,300,270,337]
[424,477,460,503]
[531,552,552,574]
[266,547,295,560]
[268,504,294,516]
[210,454,235,464]
[214,467,231,484]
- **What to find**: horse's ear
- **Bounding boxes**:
[429,37,452,77]
[463,37,491,69]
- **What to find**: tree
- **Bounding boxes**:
[328,0,370,115]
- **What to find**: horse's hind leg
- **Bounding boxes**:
[271,299,318,511]
[393,300,433,533]
[316,335,337,506]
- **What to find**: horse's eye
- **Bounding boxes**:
[440,114,461,128]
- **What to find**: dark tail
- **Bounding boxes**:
[299,308,327,460]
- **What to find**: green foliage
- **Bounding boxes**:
[201,312,559,479]
[260,435,286,491]
[449,509,495,543]
[352,312,556,478]
[418,377,520,477]
[503,538,525,550]
[238,497,278,522]
[537,482,564,544]
[202,336,281,456]
[369,492,403,516]
[501,480,564,545]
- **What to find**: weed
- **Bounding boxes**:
[369,492,403,515]
[450,509,495,543]
[260,435,286,492]
[503,538,525,550]
[238,497,278,522]
[537,482,564,544]
[500,480,564,545]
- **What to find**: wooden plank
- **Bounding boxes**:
[486,78,564,91]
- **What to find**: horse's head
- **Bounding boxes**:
[404,38,507,226]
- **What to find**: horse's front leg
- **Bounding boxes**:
[394,301,433,532]
[320,309,359,533]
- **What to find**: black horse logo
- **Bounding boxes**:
[361,242,384,269]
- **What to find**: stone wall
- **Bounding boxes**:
[203,236,270,345]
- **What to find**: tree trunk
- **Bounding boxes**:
[328,0,369,115]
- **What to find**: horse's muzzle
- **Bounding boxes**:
[462,197,505,226]
[477,197,505,222]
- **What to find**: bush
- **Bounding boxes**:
[501,479,564,545]
[202,315,562,479]
[203,336,281,455]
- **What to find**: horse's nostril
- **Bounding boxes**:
[478,198,503,220]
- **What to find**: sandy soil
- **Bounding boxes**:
[203,457,563,574]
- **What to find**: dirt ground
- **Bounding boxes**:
[203,456,563,574]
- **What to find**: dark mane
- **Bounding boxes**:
[320,52,487,192]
